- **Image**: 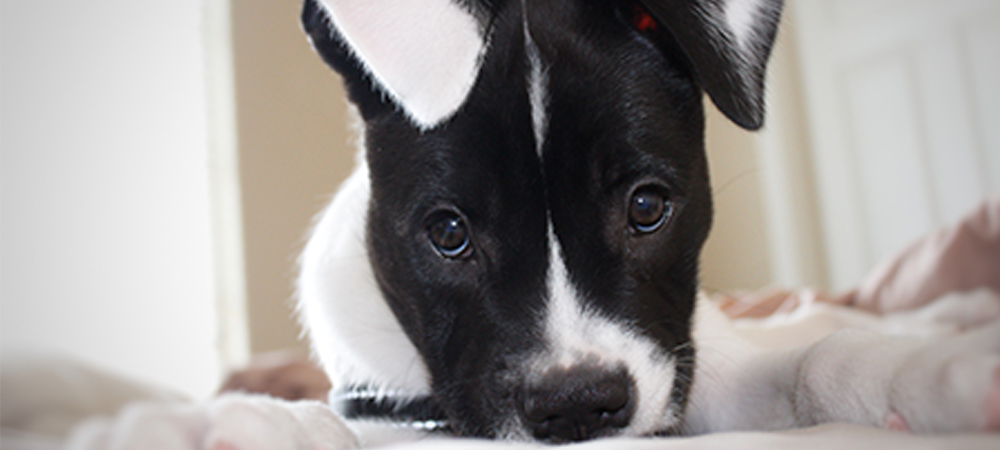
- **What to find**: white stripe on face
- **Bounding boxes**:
[532,225,682,436]
[523,22,549,156]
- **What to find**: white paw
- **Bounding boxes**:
[204,395,358,450]
[65,394,359,450]
[889,320,1000,433]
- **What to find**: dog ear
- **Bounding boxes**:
[302,0,387,122]
[638,0,784,130]
[301,0,489,130]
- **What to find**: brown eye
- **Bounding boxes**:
[428,213,471,257]
[629,188,670,233]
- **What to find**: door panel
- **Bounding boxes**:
[792,0,1000,290]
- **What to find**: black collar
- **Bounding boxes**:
[332,388,451,432]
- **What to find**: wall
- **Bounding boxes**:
[228,0,357,355]
[701,12,828,294]
[700,104,775,293]
[1,0,220,398]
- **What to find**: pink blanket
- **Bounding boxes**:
[718,197,1000,319]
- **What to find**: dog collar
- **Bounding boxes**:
[332,388,451,432]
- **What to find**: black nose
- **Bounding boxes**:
[521,364,635,442]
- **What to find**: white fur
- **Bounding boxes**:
[530,228,680,437]
[522,2,549,155]
[724,0,768,53]
[297,161,431,399]
[684,297,806,433]
[314,0,487,129]
[694,0,782,106]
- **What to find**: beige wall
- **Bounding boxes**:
[700,105,774,293]
[229,1,356,354]
[701,19,827,294]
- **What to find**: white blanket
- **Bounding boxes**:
[3,343,999,450]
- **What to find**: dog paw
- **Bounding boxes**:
[889,320,1000,433]
[65,394,359,450]
[881,411,910,432]
[203,395,358,450]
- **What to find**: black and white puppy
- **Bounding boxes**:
[68,0,1000,448]
[295,0,1000,444]
[296,0,769,441]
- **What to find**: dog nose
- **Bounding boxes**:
[521,365,635,442]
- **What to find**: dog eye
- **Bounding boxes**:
[428,213,471,258]
[629,188,670,233]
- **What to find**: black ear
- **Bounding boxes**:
[301,0,388,122]
[638,0,784,130]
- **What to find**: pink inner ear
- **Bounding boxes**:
[315,0,487,130]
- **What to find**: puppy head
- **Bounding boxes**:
[302,0,782,441]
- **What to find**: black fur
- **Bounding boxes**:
[638,0,782,129]
[301,0,392,122]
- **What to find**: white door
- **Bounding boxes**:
[792,0,1000,290]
